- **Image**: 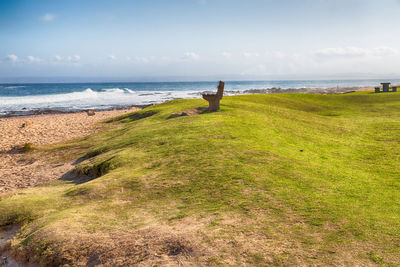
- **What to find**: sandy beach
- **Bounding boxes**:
[0,108,139,194]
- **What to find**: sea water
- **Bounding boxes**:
[0,79,396,116]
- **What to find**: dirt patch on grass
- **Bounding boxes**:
[4,206,399,266]
[168,107,208,119]
[12,226,204,266]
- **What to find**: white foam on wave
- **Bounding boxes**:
[125,88,135,93]
[103,88,127,93]
[0,88,98,106]
[0,87,206,112]
[4,86,26,89]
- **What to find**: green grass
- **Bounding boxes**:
[1,91,400,266]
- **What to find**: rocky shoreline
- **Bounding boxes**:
[240,85,372,94]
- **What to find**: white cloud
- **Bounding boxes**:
[372,46,399,56]
[6,54,18,63]
[127,56,157,64]
[240,51,318,77]
[315,46,398,58]
[54,55,81,63]
[40,13,56,22]
[315,47,368,58]
[182,52,200,60]
[135,57,150,63]
[27,56,41,63]
[108,55,117,61]
[221,52,232,59]
[243,52,259,58]
[272,51,286,59]
[66,55,80,62]
[241,64,270,76]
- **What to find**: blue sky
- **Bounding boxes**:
[1,0,400,81]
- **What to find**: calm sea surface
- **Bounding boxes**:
[0,79,397,116]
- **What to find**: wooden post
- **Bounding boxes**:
[202,81,225,111]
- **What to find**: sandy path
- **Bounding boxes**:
[0,108,138,194]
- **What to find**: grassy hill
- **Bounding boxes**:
[1,91,399,266]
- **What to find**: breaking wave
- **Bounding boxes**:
[0,88,204,114]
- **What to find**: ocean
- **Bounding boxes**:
[0,79,397,116]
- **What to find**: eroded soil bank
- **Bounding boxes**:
[0,225,25,267]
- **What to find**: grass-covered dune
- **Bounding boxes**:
[1,92,400,266]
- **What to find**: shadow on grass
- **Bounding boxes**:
[167,107,210,119]
[105,110,158,123]
[59,157,96,185]
[60,169,95,185]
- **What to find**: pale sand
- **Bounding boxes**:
[0,108,139,194]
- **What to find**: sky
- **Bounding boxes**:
[1,0,400,81]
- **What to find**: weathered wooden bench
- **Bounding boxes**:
[202,81,225,111]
